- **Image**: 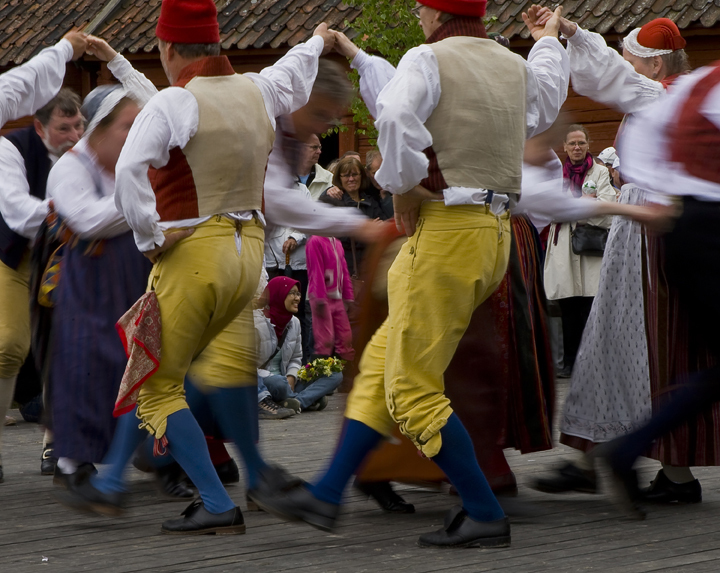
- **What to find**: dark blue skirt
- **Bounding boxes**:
[51,231,151,462]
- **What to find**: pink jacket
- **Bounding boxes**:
[306,236,354,301]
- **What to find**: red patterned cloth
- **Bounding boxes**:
[114,292,162,417]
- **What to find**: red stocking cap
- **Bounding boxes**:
[156,0,220,44]
[638,18,686,51]
[418,0,487,17]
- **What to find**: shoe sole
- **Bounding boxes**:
[160,524,246,535]
[531,483,597,495]
[417,535,511,549]
[249,493,335,532]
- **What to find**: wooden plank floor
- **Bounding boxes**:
[2,379,719,573]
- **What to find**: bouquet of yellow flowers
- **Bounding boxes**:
[298,357,346,384]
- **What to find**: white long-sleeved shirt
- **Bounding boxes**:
[565,27,665,115]
[353,37,569,200]
[0,39,74,238]
[115,36,326,252]
[621,65,720,202]
[1,52,156,241]
[0,39,74,128]
[46,56,158,240]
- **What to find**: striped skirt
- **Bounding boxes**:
[50,231,151,462]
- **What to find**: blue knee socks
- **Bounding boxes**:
[432,413,505,522]
[164,408,235,514]
[206,386,266,489]
[310,419,382,505]
[93,408,147,494]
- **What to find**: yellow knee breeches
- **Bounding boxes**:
[136,217,264,438]
[0,255,31,379]
[346,202,511,458]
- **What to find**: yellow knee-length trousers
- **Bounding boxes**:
[0,254,31,379]
[345,202,511,458]
[136,217,263,439]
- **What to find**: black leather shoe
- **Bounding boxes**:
[640,470,702,504]
[215,458,240,485]
[0,463,4,483]
[161,499,245,535]
[155,463,194,501]
[594,442,646,520]
[53,463,97,490]
[354,480,415,514]
[418,506,510,548]
[532,462,597,494]
[41,444,57,476]
[55,479,126,517]
[250,483,340,532]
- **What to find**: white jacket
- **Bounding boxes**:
[264,183,311,271]
[255,312,303,379]
[543,162,616,299]
[307,163,334,201]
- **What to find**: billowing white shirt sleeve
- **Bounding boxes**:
[115,88,199,252]
[525,37,570,138]
[566,27,665,114]
[106,53,158,106]
[0,138,48,238]
[350,49,397,119]
[0,39,74,127]
[247,36,325,128]
[47,142,129,239]
[374,39,569,195]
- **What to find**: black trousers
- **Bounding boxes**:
[609,197,720,470]
[558,296,594,370]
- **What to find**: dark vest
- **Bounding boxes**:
[0,126,51,269]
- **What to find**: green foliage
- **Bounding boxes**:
[343,0,425,143]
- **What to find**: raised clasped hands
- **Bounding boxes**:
[332,30,360,60]
[313,23,336,55]
[85,35,119,62]
[522,5,564,41]
[525,5,577,38]
[63,30,89,61]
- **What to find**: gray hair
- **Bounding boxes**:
[35,88,81,126]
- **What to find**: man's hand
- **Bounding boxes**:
[282,237,298,254]
[63,30,89,61]
[313,23,336,55]
[85,35,118,62]
[332,31,360,60]
[352,218,388,243]
[393,185,443,237]
[142,228,195,264]
[326,185,344,200]
[531,5,577,38]
[522,5,563,41]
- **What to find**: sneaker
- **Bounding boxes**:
[305,395,329,412]
[280,397,302,414]
[258,397,294,419]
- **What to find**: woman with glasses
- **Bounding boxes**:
[319,156,392,276]
[543,123,615,378]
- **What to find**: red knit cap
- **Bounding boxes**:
[637,18,686,51]
[418,0,486,17]
[156,0,220,44]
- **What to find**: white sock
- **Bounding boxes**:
[43,428,53,449]
[57,457,79,475]
[661,464,695,484]
[0,376,18,454]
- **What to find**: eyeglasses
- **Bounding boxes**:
[288,290,301,298]
[340,172,361,179]
[306,144,322,151]
[411,5,422,18]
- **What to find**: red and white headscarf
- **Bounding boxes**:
[623,18,686,58]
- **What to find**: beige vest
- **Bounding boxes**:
[183,74,275,215]
[426,37,527,195]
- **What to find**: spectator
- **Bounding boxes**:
[256,277,342,413]
[319,155,392,276]
[306,236,354,361]
[543,124,616,378]
[298,134,334,200]
[365,149,393,215]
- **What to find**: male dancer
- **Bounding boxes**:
[0,31,88,483]
[251,0,569,548]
